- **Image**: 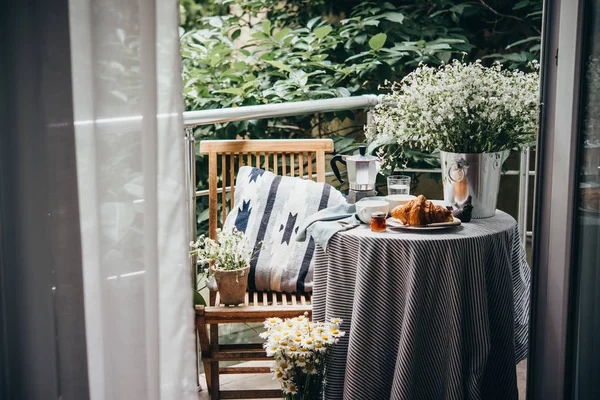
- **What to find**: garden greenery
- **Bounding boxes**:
[180,0,543,234]
[180,0,476,141]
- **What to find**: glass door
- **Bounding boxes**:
[529,0,600,399]
[569,1,600,398]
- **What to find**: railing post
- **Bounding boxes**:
[517,147,531,248]
[185,126,197,290]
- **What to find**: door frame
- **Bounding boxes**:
[528,0,587,398]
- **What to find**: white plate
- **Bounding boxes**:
[387,216,462,230]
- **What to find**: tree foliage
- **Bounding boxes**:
[180,0,542,234]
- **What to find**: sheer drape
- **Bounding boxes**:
[68,0,196,398]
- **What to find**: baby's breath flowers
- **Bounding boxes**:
[366,60,539,171]
[260,313,345,399]
[189,228,253,274]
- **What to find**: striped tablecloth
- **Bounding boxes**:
[312,210,530,400]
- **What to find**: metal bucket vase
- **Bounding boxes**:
[440,151,508,219]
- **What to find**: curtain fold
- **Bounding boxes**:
[68,0,196,398]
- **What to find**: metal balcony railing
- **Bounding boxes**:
[183,95,534,250]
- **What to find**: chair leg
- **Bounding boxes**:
[210,361,220,400]
[209,323,220,398]
[195,307,213,391]
[203,359,212,392]
[195,335,200,391]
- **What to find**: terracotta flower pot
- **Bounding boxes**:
[211,265,250,306]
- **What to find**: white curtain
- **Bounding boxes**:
[68,0,197,399]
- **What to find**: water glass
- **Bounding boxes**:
[387,175,411,195]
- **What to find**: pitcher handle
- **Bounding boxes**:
[330,155,347,184]
[447,159,468,183]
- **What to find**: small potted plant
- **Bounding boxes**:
[190,228,253,305]
[367,60,539,218]
[260,313,345,399]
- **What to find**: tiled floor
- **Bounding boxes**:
[517,360,527,400]
[197,360,528,399]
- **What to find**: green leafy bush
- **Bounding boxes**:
[180,0,542,235]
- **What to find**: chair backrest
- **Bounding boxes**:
[199,139,334,240]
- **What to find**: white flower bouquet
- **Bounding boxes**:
[366,60,539,172]
[190,228,253,274]
[260,313,345,399]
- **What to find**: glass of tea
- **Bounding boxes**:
[370,212,387,232]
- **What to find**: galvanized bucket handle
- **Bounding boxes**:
[447,158,469,183]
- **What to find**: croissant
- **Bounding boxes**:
[390,195,453,226]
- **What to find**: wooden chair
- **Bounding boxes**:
[196,139,334,399]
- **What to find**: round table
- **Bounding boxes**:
[312,211,530,400]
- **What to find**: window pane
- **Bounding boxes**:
[573,2,600,398]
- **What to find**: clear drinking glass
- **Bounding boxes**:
[387,175,411,195]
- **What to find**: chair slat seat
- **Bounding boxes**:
[210,291,312,308]
[201,291,312,324]
[195,139,332,399]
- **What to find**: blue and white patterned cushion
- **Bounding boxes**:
[223,166,347,293]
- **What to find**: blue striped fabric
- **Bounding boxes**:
[312,211,530,400]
